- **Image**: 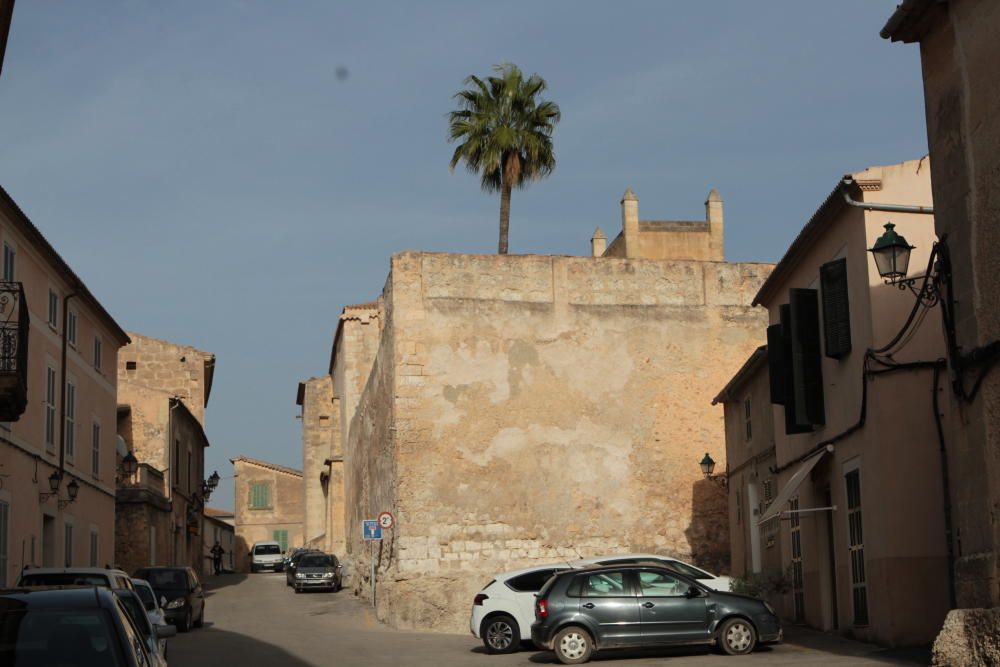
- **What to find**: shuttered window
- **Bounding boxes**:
[790,289,825,427]
[777,304,812,435]
[767,324,789,405]
[250,483,271,509]
[272,529,288,552]
[821,258,852,359]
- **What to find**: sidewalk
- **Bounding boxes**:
[784,624,930,666]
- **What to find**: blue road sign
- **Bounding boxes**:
[363,520,382,540]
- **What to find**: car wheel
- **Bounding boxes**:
[553,626,593,665]
[294,586,302,594]
[178,610,192,633]
[482,614,520,654]
[718,618,757,655]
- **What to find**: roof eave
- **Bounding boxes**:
[881,0,943,43]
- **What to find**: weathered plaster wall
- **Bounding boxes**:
[118,332,213,425]
[918,0,1000,608]
[232,458,304,571]
[301,375,335,549]
[346,251,772,632]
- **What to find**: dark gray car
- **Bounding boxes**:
[530,564,781,664]
[292,553,343,593]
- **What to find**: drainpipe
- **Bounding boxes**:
[841,176,935,215]
[58,293,78,480]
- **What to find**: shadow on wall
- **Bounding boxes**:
[169,626,318,667]
[684,478,730,575]
[233,535,250,573]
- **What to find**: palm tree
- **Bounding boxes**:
[448,63,561,254]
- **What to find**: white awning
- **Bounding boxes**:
[757,445,833,526]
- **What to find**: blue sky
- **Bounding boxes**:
[0,2,925,510]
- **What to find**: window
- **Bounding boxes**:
[821,258,852,359]
[44,367,57,451]
[65,382,76,461]
[846,469,869,626]
[577,571,628,597]
[272,529,288,552]
[789,497,804,622]
[64,521,73,567]
[2,242,14,281]
[126,360,137,370]
[506,569,566,592]
[91,422,101,477]
[89,529,99,567]
[744,397,752,442]
[67,310,77,347]
[173,439,180,488]
[762,479,773,505]
[789,288,825,427]
[0,501,8,587]
[735,487,742,525]
[47,290,58,328]
[186,446,193,494]
[93,337,102,371]
[250,483,271,509]
[637,570,688,597]
[149,526,156,566]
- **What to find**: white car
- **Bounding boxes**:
[16,565,135,590]
[249,540,285,572]
[470,564,570,653]
[133,578,170,660]
[569,553,733,591]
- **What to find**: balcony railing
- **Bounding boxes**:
[0,281,29,421]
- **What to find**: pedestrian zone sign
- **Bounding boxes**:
[363,520,382,540]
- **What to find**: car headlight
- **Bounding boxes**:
[165,598,186,609]
[295,573,306,579]
[322,572,334,578]
[762,601,776,616]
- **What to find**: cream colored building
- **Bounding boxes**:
[728,158,951,646]
[231,456,303,571]
[312,189,774,632]
[0,185,130,584]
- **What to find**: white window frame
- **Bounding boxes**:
[67,309,78,348]
[65,380,76,463]
[91,419,101,478]
[44,366,57,452]
[89,526,99,567]
[2,240,15,282]
[93,336,103,372]
[47,289,59,329]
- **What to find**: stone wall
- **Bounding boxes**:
[114,489,172,574]
[345,251,772,632]
[118,332,214,425]
[300,376,335,549]
[232,457,304,571]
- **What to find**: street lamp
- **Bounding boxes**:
[868,222,914,284]
[39,471,61,503]
[699,453,727,488]
[121,451,139,477]
[58,478,80,509]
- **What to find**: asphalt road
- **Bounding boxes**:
[167,573,926,667]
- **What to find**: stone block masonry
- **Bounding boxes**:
[344,251,772,632]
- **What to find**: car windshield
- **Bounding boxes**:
[299,555,334,568]
[0,608,124,666]
[140,570,187,590]
[18,573,110,587]
[664,561,712,580]
[133,585,156,611]
[255,545,281,555]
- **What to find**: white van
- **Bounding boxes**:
[249,541,284,573]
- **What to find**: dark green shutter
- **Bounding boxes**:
[780,304,812,435]
[790,288,825,426]
[821,258,852,359]
[767,324,788,405]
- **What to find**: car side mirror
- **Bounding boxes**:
[160,596,167,608]
[685,586,702,599]
[155,624,177,639]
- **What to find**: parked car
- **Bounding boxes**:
[133,566,205,632]
[0,586,157,666]
[569,554,733,592]
[531,564,781,664]
[132,578,171,659]
[284,548,321,587]
[17,565,135,591]
[470,563,571,653]
[249,540,285,573]
[115,587,175,667]
[291,552,343,593]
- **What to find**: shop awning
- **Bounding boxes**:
[757,445,833,526]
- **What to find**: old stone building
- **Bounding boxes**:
[231,456,303,571]
[315,189,773,632]
[115,333,216,575]
[883,1,1000,661]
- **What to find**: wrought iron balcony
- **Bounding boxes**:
[0,281,28,422]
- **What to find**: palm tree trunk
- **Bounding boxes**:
[498,182,512,254]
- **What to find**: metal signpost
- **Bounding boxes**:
[362,519,383,607]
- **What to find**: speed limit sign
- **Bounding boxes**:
[377,511,395,529]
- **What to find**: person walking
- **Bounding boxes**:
[210,541,225,575]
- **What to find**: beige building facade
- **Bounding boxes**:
[0,186,130,583]
[115,333,216,576]
[728,159,951,646]
[322,189,773,632]
[231,456,303,571]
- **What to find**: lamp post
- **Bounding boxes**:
[201,470,220,502]
[699,453,727,487]
[868,222,950,307]
[58,478,79,509]
[39,471,61,503]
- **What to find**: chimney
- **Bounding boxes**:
[621,187,639,259]
[591,227,607,257]
[705,188,724,261]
